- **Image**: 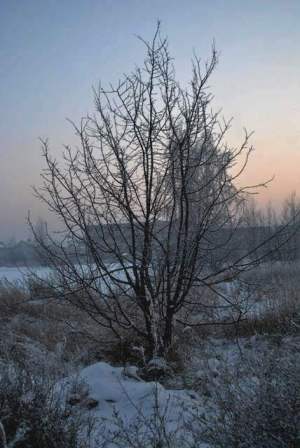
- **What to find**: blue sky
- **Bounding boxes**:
[0,0,299,239]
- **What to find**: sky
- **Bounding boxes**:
[0,0,299,240]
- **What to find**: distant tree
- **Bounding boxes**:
[32,25,290,361]
[281,192,300,260]
[282,192,299,225]
[34,218,48,245]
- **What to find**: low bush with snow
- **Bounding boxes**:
[0,363,95,448]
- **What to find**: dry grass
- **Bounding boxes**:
[0,260,299,371]
[0,283,107,371]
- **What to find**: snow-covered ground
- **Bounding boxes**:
[56,333,299,447]
[61,361,203,447]
[0,262,132,293]
[0,266,51,284]
[0,259,298,447]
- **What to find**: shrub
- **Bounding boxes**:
[193,349,300,447]
[0,364,95,448]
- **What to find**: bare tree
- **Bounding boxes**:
[32,25,280,360]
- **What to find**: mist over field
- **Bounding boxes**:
[0,2,299,447]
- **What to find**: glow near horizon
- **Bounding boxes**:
[0,0,299,240]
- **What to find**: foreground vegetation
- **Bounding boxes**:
[0,260,299,447]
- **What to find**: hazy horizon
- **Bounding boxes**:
[1,0,300,241]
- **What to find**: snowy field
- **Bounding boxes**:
[0,266,51,284]
[0,263,293,322]
[0,262,136,295]
[0,261,299,446]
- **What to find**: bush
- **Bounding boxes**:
[193,350,300,447]
[0,364,95,448]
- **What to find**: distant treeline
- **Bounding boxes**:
[0,241,43,267]
[1,222,299,268]
[87,222,300,266]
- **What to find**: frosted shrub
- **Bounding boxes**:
[0,364,94,448]
[194,353,300,447]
